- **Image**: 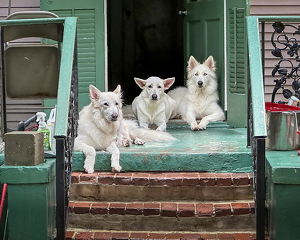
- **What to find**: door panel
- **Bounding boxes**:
[40,0,105,110]
[184,0,225,109]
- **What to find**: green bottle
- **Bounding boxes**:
[36,112,50,150]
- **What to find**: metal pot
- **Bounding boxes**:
[265,102,300,150]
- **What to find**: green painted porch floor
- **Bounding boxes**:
[73,120,252,173]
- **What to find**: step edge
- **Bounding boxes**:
[65,229,261,240]
[68,201,255,217]
[71,172,254,187]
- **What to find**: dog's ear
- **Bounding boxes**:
[204,55,216,71]
[134,78,147,89]
[89,85,101,101]
[163,78,175,90]
[113,84,121,95]
[114,85,123,107]
[187,56,199,72]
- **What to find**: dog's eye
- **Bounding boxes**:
[203,73,207,76]
[115,102,119,106]
[104,102,109,106]
[148,85,152,88]
[195,72,199,76]
[158,86,162,89]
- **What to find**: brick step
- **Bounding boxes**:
[66,229,260,240]
[70,172,254,202]
[67,200,255,232]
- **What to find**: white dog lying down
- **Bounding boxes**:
[132,76,176,131]
[168,55,225,131]
[74,85,175,174]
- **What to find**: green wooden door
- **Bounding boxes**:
[40,0,105,110]
[183,0,224,109]
[226,0,249,127]
[183,0,249,128]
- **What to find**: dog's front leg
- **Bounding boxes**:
[74,140,96,174]
[198,111,225,130]
[156,118,167,132]
[106,141,122,172]
[185,110,199,131]
[139,121,149,129]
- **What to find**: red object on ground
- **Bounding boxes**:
[0,183,7,225]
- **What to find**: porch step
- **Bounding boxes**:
[66,229,259,240]
[68,200,255,232]
[68,171,255,235]
[72,121,252,173]
[70,172,254,202]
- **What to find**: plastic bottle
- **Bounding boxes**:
[287,96,299,106]
[36,112,51,150]
[47,106,56,152]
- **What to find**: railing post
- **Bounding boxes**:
[56,137,66,239]
[0,27,7,134]
[255,137,266,240]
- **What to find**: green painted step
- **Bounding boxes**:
[73,121,252,173]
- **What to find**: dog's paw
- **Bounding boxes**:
[122,139,132,147]
[134,137,145,145]
[156,125,166,132]
[198,120,208,130]
[111,164,122,172]
[84,165,94,174]
[190,122,200,131]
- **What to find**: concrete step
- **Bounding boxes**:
[65,229,260,240]
[72,122,252,173]
[70,172,254,202]
[67,200,255,232]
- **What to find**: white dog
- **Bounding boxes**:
[74,85,175,174]
[132,76,176,131]
[168,56,225,131]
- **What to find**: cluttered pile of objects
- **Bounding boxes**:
[17,106,56,153]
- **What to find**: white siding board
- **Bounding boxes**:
[0,0,42,132]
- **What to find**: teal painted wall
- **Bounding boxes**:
[266,154,300,240]
[0,159,56,240]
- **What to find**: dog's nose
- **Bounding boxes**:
[197,81,203,87]
[152,94,158,100]
[111,112,118,120]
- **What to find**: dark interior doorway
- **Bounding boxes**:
[108,0,184,104]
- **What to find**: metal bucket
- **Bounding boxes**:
[266,102,300,150]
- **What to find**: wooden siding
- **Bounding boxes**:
[0,0,42,131]
[250,0,300,103]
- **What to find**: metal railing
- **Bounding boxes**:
[0,16,78,240]
[247,15,267,240]
[246,15,300,240]
[53,17,78,240]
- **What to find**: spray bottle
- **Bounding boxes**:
[47,105,56,152]
[36,112,50,150]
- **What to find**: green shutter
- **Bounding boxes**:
[40,1,105,110]
[75,9,96,94]
[51,9,96,95]
[228,7,246,94]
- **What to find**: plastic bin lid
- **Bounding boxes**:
[265,102,300,112]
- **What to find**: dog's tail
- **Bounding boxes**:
[124,119,176,142]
